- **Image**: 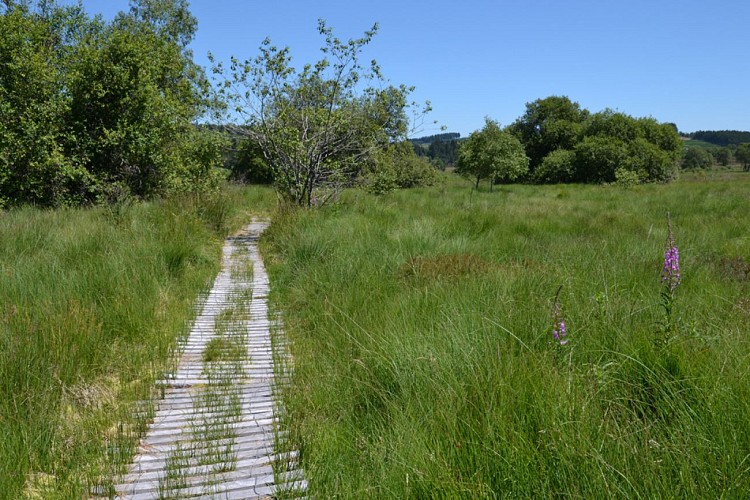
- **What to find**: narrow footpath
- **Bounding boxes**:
[112,219,305,499]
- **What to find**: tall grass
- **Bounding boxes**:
[264,172,750,497]
[0,185,275,498]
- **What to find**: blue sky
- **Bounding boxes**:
[69,0,749,137]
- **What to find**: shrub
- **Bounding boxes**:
[681,147,714,170]
[534,149,575,184]
[573,136,629,183]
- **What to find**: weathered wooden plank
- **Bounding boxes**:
[110,220,306,499]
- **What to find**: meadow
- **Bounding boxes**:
[264,171,750,498]
[0,186,275,498]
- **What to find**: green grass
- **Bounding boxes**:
[0,184,275,498]
[683,139,720,149]
[264,173,750,497]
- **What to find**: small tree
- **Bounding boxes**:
[507,95,587,173]
[711,147,731,167]
[212,20,426,206]
[735,143,750,171]
[681,147,713,170]
[456,118,528,191]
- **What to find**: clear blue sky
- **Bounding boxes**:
[70,0,749,137]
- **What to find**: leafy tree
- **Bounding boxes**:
[534,148,575,184]
[212,20,426,207]
[456,118,528,190]
[0,0,221,206]
[624,137,675,182]
[573,135,629,183]
[681,147,713,170]
[229,137,274,184]
[0,1,91,206]
[362,140,438,194]
[711,147,731,166]
[573,111,680,183]
[67,0,219,200]
[507,95,588,172]
[735,143,750,171]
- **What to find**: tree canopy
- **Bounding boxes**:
[735,143,750,171]
[507,97,682,185]
[212,20,428,207]
[456,118,528,190]
[507,96,588,173]
[687,130,750,147]
[0,0,222,208]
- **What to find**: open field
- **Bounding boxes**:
[264,171,750,497]
[0,186,276,498]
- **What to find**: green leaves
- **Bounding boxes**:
[509,97,682,185]
[213,20,424,207]
[0,0,219,207]
[456,118,529,190]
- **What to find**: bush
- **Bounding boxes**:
[534,149,575,184]
[227,137,273,184]
[681,147,714,170]
[573,136,629,183]
[624,138,677,183]
[361,142,438,194]
[394,153,439,188]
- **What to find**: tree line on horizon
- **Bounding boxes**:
[685,130,750,147]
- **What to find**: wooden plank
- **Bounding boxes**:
[110,220,306,499]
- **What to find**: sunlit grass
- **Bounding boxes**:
[264,172,750,497]
[0,185,275,498]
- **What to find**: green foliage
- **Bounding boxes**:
[681,146,714,170]
[0,0,219,207]
[508,98,681,185]
[0,2,90,207]
[572,111,680,184]
[614,166,642,187]
[507,95,588,172]
[411,133,461,166]
[573,135,629,183]
[534,148,575,184]
[711,147,732,166]
[229,138,274,184]
[362,141,439,194]
[456,118,528,190]
[688,130,750,147]
[735,143,750,171]
[213,20,427,207]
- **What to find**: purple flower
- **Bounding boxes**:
[552,286,569,346]
[661,213,680,294]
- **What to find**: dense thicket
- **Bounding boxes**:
[688,130,750,147]
[507,96,682,184]
[0,0,222,208]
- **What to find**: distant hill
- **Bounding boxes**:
[685,130,750,147]
[409,132,462,166]
[410,132,461,145]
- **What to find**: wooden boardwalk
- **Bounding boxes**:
[111,220,305,499]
